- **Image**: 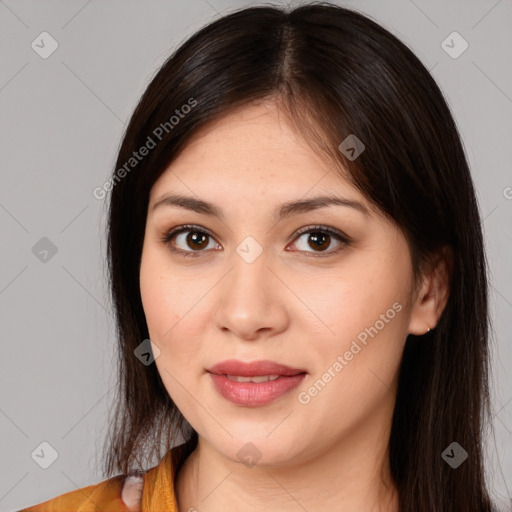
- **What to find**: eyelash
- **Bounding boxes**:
[160,224,351,259]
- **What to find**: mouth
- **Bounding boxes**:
[207,359,307,377]
[222,374,282,383]
[207,359,307,407]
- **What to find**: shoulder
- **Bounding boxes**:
[18,471,146,512]
[17,439,196,512]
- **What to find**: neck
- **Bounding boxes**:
[175,414,399,512]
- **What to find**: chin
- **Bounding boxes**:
[210,432,303,468]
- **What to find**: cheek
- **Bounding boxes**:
[140,250,187,377]
[304,249,412,394]
[140,242,189,334]
[140,281,213,437]
[296,291,408,442]
[139,253,201,415]
[314,265,410,346]
[140,261,172,338]
[139,246,209,374]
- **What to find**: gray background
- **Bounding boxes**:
[0,0,511,510]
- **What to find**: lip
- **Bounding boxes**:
[207,359,307,407]
[208,359,307,377]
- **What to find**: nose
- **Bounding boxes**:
[212,248,289,341]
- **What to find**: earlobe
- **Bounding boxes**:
[407,247,452,336]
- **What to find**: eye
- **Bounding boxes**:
[160,224,219,258]
[288,225,350,257]
[160,224,351,258]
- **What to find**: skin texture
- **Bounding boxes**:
[139,101,450,512]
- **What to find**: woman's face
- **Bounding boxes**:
[140,101,426,467]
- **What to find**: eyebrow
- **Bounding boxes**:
[152,193,369,220]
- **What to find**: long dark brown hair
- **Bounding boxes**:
[101,2,494,510]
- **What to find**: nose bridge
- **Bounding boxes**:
[213,239,288,339]
[227,241,273,309]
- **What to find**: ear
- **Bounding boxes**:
[408,246,452,336]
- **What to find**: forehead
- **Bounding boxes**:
[149,102,363,205]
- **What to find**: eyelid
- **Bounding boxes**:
[160,223,351,258]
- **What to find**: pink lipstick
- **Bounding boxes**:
[207,359,307,407]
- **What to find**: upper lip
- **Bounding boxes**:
[208,359,307,377]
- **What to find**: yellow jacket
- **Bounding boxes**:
[18,442,191,511]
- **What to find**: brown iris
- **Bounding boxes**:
[307,232,331,251]
[186,231,209,250]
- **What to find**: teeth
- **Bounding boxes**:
[226,374,280,383]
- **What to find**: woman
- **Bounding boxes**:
[20,2,500,511]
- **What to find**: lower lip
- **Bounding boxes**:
[209,373,306,407]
